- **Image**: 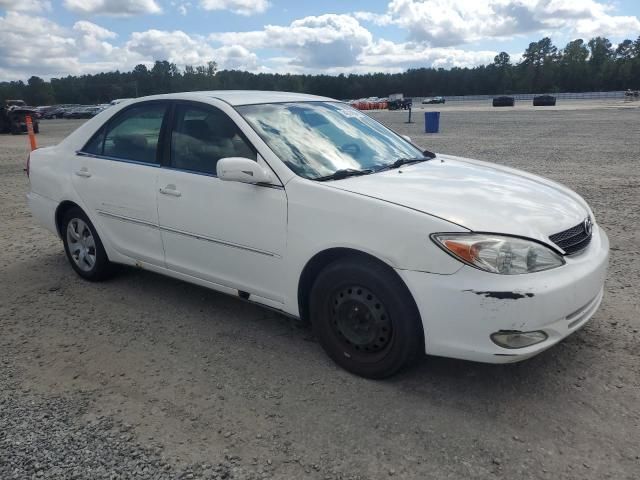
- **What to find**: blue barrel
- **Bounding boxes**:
[424,111,440,133]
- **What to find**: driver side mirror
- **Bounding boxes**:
[401,135,412,143]
[217,157,273,184]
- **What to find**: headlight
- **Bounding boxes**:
[431,233,565,274]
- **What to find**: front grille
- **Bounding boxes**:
[549,219,592,255]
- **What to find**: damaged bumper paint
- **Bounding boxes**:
[396,226,609,363]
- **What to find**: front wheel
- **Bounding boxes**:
[310,257,424,378]
[61,207,114,281]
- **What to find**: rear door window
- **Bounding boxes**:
[102,103,167,164]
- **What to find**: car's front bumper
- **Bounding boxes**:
[397,226,609,363]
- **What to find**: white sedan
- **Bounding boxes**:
[27,91,609,378]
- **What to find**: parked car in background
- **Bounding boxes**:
[388,98,412,110]
[493,96,515,107]
[42,107,65,119]
[422,96,445,104]
[63,106,97,119]
[26,91,608,378]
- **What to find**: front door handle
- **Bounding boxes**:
[75,168,91,178]
[159,184,182,197]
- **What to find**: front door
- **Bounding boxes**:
[156,102,287,304]
[71,101,168,266]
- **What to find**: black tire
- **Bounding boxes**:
[61,207,114,281]
[310,257,424,379]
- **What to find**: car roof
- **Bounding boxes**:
[132,90,336,106]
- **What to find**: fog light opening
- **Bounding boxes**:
[491,330,548,349]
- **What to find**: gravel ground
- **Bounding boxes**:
[1,100,639,479]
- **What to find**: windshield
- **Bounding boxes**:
[236,101,426,180]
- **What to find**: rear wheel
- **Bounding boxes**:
[310,257,423,378]
[61,207,114,281]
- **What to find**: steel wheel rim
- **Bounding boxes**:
[329,285,393,356]
[66,218,96,272]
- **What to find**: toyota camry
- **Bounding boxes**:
[27,91,609,378]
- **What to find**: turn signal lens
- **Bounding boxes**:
[432,233,565,274]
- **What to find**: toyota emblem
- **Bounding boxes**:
[584,217,593,236]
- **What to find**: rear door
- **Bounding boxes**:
[71,101,169,266]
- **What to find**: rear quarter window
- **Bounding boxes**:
[82,127,105,155]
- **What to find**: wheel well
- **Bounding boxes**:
[54,200,81,237]
[297,248,411,323]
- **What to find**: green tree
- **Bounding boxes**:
[493,52,511,68]
[559,39,589,91]
[587,37,614,89]
[4,34,637,106]
[522,37,558,66]
[25,76,54,105]
[520,37,559,91]
[562,39,589,63]
[615,39,634,60]
[588,37,613,68]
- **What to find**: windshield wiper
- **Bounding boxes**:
[314,168,374,182]
[375,157,427,172]
[376,150,436,172]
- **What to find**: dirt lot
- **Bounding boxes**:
[1,100,639,479]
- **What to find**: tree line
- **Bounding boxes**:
[2,36,640,106]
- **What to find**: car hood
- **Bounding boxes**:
[325,154,591,244]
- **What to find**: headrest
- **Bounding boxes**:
[208,113,237,140]
[183,119,211,141]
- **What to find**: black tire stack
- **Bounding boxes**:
[533,95,557,106]
[492,96,515,107]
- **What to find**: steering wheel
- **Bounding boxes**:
[339,143,361,157]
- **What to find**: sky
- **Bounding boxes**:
[1,0,639,80]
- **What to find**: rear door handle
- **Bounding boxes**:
[159,185,182,197]
[75,168,91,178]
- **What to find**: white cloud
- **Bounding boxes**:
[126,30,214,66]
[0,8,264,80]
[73,21,117,56]
[199,0,269,15]
[356,0,640,46]
[211,13,499,73]
[4,1,638,81]
[214,45,260,70]
[213,14,373,68]
[352,11,392,26]
[125,29,259,71]
[0,0,51,12]
[0,12,78,79]
[63,0,162,16]
[573,13,640,39]
[73,20,117,40]
[362,40,498,70]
